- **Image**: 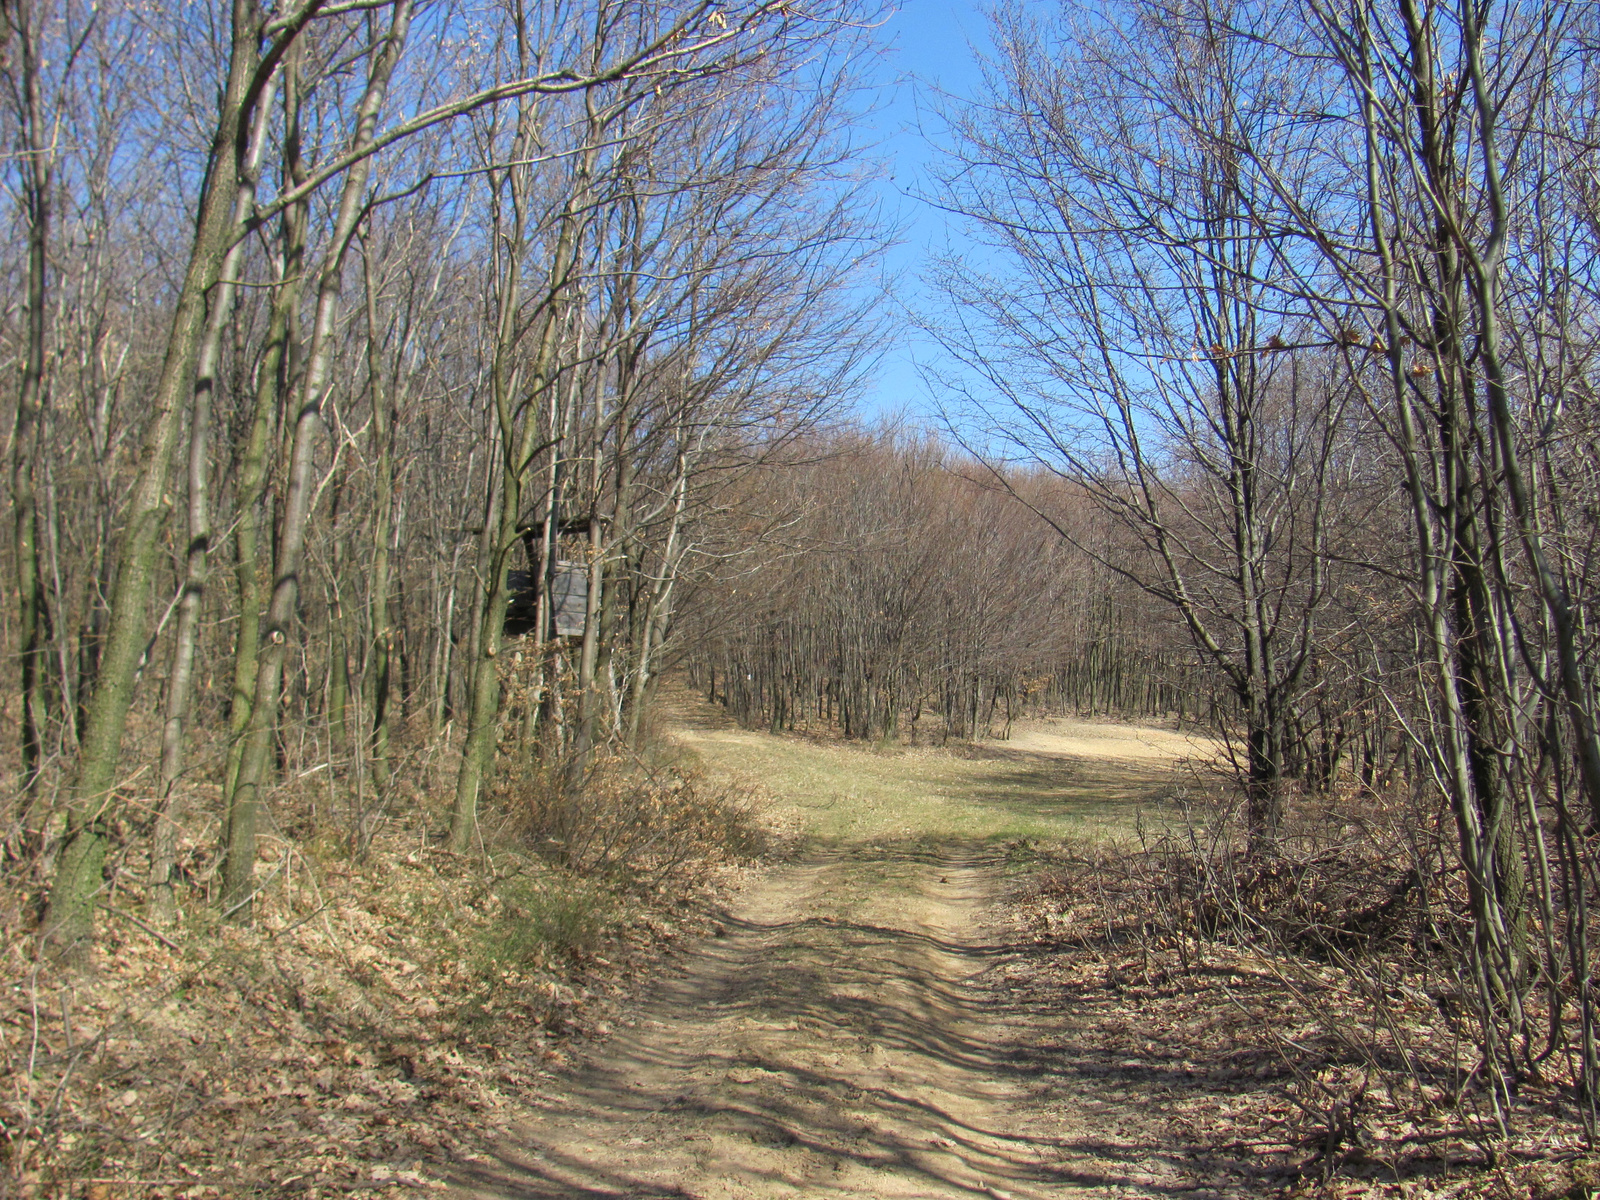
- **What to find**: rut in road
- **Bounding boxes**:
[450,843,1193,1198]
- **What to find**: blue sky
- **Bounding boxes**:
[861,0,995,417]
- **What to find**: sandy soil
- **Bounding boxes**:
[449,707,1213,1199]
[1002,717,1218,765]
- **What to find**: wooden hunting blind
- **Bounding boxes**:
[504,561,588,638]
[551,562,587,637]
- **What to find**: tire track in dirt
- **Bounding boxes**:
[448,842,1197,1198]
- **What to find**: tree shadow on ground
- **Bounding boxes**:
[447,842,1277,1198]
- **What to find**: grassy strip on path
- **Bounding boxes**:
[662,689,1196,849]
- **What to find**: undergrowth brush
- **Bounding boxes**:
[0,747,767,1199]
[1013,786,1600,1199]
[502,752,769,885]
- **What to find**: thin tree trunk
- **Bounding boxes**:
[327,520,354,801]
[450,457,509,852]
[362,239,395,797]
[449,153,530,853]
[41,0,268,960]
[1457,21,1600,823]
[572,508,605,773]
[151,78,278,923]
[8,0,51,800]
[451,130,584,847]
[625,466,688,750]
[224,45,309,809]
[224,0,414,914]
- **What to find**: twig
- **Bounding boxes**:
[58,1180,190,1187]
[219,859,288,920]
[97,904,182,951]
[271,902,331,939]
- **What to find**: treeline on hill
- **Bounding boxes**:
[681,429,1210,741]
[0,0,887,966]
[686,426,1414,796]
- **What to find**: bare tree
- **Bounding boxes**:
[1266,0,1600,1120]
[1,0,54,800]
[930,0,1356,847]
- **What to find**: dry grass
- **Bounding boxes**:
[660,686,1189,848]
[13,683,1586,1199]
[664,684,1600,1195]
[501,752,769,885]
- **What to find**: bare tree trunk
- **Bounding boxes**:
[151,79,278,923]
[327,504,355,809]
[1349,7,1527,1112]
[362,238,394,797]
[224,0,414,914]
[450,448,509,852]
[1455,20,1600,824]
[224,51,309,808]
[6,0,52,800]
[429,550,458,739]
[41,0,272,960]
[625,465,688,750]
[449,146,530,853]
[451,112,585,848]
[572,508,605,773]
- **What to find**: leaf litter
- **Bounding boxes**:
[1,825,755,1199]
[999,842,1600,1200]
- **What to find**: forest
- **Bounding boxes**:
[5,0,1600,1190]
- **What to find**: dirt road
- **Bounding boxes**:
[452,712,1209,1198]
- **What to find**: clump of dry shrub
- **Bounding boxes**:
[1013,783,1598,1197]
[501,753,769,888]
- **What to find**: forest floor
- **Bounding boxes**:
[448,696,1600,1200]
[446,693,1228,1198]
[12,694,1589,1198]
